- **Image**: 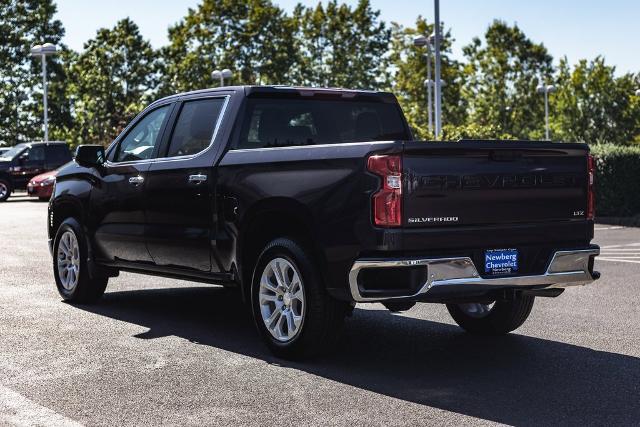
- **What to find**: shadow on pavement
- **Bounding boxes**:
[76,286,640,425]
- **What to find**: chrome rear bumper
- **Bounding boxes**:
[348,248,600,302]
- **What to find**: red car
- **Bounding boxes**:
[27,169,57,201]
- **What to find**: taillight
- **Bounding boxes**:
[587,154,595,220]
[367,154,402,227]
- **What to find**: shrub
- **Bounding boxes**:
[590,143,640,217]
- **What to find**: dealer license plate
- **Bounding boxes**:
[484,248,518,275]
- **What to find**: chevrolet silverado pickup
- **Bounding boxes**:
[48,86,599,359]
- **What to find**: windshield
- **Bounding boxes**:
[0,143,28,160]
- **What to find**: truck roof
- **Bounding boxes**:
[152,85,397,105]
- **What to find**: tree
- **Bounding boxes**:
[290,0,390,90]
[386,17,466,139]
[160,0,296,95]
[551,57,640,144]
[66,18,158,146]
[0,0,68,145]
[462,21,553,140]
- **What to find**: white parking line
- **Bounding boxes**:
[597,242,640,263]
[594,226,624,231]
[0,385,83,427]
[598,258,640,264]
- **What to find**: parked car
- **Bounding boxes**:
[27,169,58,201]
[48,86,599,359]
[0,148,10,156]
[0,141,71,202]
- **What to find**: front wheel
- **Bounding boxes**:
[250,238,349,360]
[0,179,11,202]
[53,218,108,303]
[446,295,535,335]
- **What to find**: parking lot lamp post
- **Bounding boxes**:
[414,34,435,137]
[536,83,556,140]
[212,70,223,86]
[635,89,640,96]
[212,69,233,87]
[221,69,232,85]
[433,0,443,139]
[30,43,57,143]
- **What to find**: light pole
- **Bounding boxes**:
[30,43,57,143]
[433,0,443,139]
[536,83,556,140]
[211,68,233,87]
[414,34,434,136]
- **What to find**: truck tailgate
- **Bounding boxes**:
[402,141,590,227]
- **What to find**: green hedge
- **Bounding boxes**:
[590,144,640,217]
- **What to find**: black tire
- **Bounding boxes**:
[53,217,108,303]
[0,178,11,202]
[446,295,535,335]
[39,196,50,202]
[250,237,349,360]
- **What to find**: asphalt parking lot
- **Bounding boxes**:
[1,194,639,426]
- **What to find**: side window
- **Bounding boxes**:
[26,146,45,162]
[164,98,225,157]
[114,105,170,163]
[46,145,71,166]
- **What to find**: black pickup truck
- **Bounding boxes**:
[0,141,71,201]
[48,86,599,359]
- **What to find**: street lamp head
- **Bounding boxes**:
[413,35,428,47]
[635,89,640,96]
[221,68,232,79]
[536,84,546,94]
[424,78,433,87]
[31,43,57,56]
[547,85,556,93]
[211,70,222,80]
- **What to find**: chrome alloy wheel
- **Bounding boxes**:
[0,182,7,199]
[57,230,80,291]
[259,257,305,342]
[458,302,496,319]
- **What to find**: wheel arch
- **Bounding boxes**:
[237,197,326,303]
[0,171,14,188]
[49,195,86,240]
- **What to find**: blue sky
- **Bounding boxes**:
[56,0,640,75]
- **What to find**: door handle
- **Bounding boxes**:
[128,175,144,185]
[188,174,207,184]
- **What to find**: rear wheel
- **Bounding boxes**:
[0,179,11,202]
[446,295,535,335]
[53,218,108,303]
[251,238,349,360]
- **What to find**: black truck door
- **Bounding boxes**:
[144,96,228,272]
[92,104,172,263]
[13,145,45,188]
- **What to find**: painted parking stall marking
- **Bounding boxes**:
[598,243,640,264]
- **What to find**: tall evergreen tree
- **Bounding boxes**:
[462,20,553,139]
[159,0,296,94]
[290,0,390,89]
[0,0,68,145]
[66,18,158,146]
[551,57,640,144]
